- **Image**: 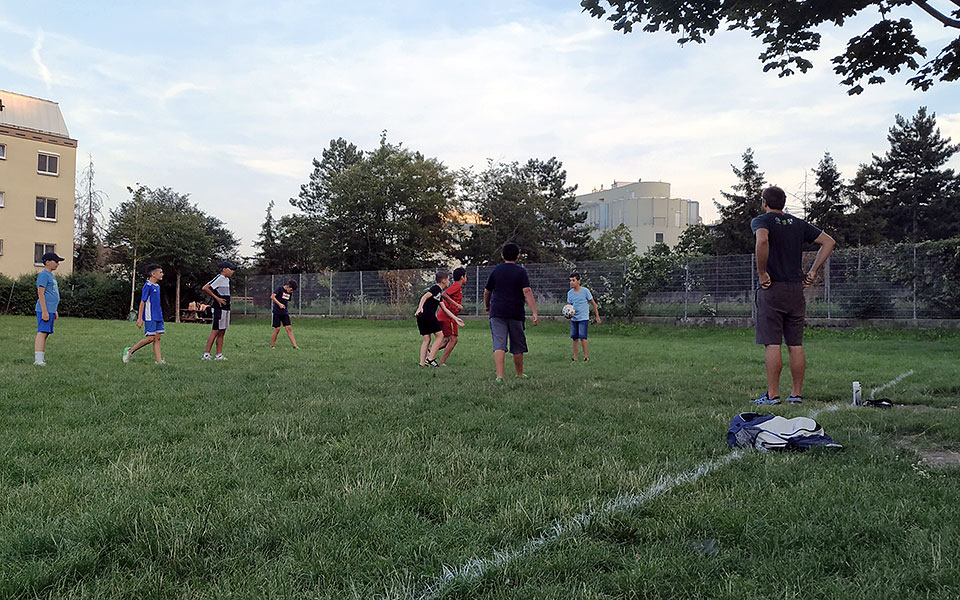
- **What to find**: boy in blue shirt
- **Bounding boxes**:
[123,264,166,364]
[566,273,601,361]
[34,252,64,366]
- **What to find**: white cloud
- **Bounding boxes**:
[31,28,52,90]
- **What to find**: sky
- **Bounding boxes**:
[2,0,959,257]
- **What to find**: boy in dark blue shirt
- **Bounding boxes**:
[123,264,166,364]
[270,279,299,349]
[483,242,539,381]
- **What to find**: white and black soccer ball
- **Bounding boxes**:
[561,303,576,319]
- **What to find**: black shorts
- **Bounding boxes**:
[212,306,230,331]
[272,313,291,328]
[756,282,805,346]
[417,313,442,336]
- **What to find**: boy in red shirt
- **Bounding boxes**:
[436,267,467,366]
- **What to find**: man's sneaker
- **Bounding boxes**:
[786,395,803,404]
[34,361,47,367]
[754,393,781,405]
[122,347,131,363]
[494,377,504,383]
[516,373,529,379]
[583,357,589,362]
[201,353,212,360]
[426,359,439,367]
[155,360,166,365]
[214,354,227,360]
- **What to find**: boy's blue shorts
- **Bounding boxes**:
[36,313,55,334]
[570,320,589,339]
[144,320,165,336]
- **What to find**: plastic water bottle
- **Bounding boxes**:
[852,381,862,406]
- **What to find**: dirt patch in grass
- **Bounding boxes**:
[898,435,960,468]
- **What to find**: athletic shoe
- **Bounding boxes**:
[754,393,781,405]
[293,346,300,350]
[494,377,504,382]
[517,373,529,379]
[34,361,47,367]
[426,359,439,367]
[583,357,589,362]
[201,353,212,360]
[572,357,577,361]
[786,395,803,404]
[270,346,275,349]
[214,354,227,360]
[122,347,131,363]
[155,360,166,365]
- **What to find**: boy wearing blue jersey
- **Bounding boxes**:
[34,252,64,366]
[123,265,166,364]
[566,274,601,361]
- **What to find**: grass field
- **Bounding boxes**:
[2,315,960,599]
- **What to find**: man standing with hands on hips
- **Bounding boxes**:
[484,242,539,382]
[752,186,835,405]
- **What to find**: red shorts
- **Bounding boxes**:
[441,320,459,337]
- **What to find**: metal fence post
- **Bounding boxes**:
[912,244,918,320]
[270,274,274,313]
[825,257,831,319]
[328,271,333,316]
[359,271,364,317]
[244,282,248,316]
[622,258,628,308]
[298,272,303,316]
[475,265,480,316]
[683,264,689,319]
[750,254,756,320]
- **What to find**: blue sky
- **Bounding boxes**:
[2,1,958,257]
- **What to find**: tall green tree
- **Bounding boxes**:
[713,148,766,255]
[673,223,715,256]
[856,107,960,242]
[255,201,326,273]
[106,186,238,319]
[458,158,593,264]
[591,223,637,259]
[808,152,850,240]
[292,134,458,271]
[581,1,960,94]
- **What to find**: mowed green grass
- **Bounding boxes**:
[1,315,959,599]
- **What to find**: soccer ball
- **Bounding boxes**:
[561,303,576,319]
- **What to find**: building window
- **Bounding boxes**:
[0,144,6,159]
[0,239,4,255]
[598,203,609,230]
[675,211,681,228]
[34,243,55,265]
[38,152,59,175]
[656,232,664,243]
[36,197,57,220]
[0,191,4,208]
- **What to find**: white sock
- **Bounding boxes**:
[35,351,44,363]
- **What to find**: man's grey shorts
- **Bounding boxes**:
[489,317,527,354]
[756,282,805,346]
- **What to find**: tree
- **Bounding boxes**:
[580,1,960,94]
[458,158,593,264]
[292,134,459,271]
[255,202,327,273]
[673,223,715,256]
[856,107,960,242]
[73,155,109,273]
[808,152,850,239]
[713,148,766,255]
[106,186,238,320]
[591,223,637,259]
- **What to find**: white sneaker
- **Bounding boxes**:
[122,347,131,363]
[155,360,166,365]
[201,353,212,360]
[214,354,227,360]
[34,361,47,367]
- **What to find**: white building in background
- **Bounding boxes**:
[576,180,700,251]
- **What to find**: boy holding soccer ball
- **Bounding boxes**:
[122,264,166,364]
[415,270,464,367]
[567,273,601,361]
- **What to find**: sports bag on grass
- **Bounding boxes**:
[727,412,842,451]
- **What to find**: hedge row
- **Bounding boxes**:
[0,272,129,320]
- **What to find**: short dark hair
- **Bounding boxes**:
[569,273,581,281]
[762,186,787,210]
[435,270,450,283]
[287,280,298,290]
[501,242,520,261]
[452,267,466,281]
[144,264,162,276]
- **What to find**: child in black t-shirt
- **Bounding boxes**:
[415,270,464,367]
[270,280,299,349]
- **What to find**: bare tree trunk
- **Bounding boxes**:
[129,253,138,314]
[175,270,182,324]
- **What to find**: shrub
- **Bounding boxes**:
[0,271,128,319]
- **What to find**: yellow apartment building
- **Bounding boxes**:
[0,90,77,277]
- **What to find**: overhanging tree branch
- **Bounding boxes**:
[912,1,960,28]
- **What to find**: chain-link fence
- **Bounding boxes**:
[237,245,957,321]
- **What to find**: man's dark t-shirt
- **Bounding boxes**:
[422,284,443,317]
[750,212,821,282]
[273,286,292,314]
[485,263,531,320]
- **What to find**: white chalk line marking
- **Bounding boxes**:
[400,377,917,600]
[870,369,915,401]
[403,450,744,600]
